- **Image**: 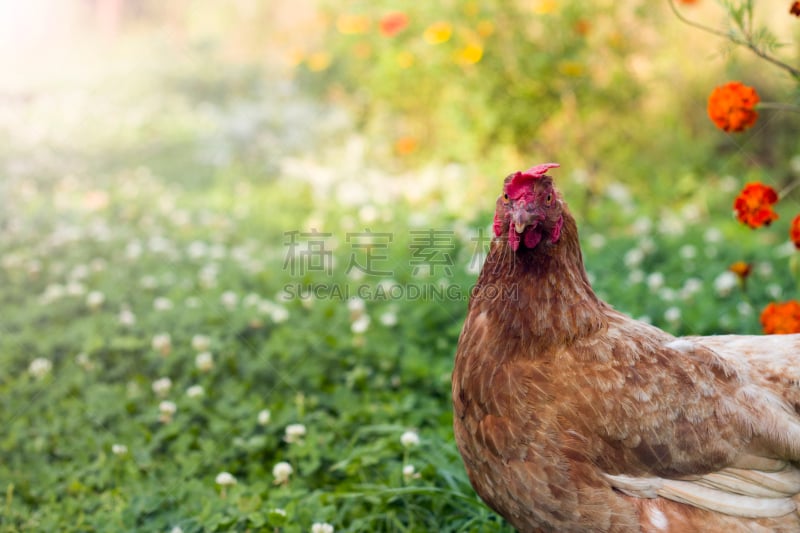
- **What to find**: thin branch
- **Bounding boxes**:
[757,102,800,113]
[667,0,800,80]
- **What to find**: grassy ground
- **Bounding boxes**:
[2,3,799,532]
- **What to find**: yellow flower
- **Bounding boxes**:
[306,52,332,72]
[424,22,452,44]
[336,14,370,35]
[533,0,557,14]
[396,51,415,69]
[477,20,494,37]
[558,60,584,77]
[456,43,483,65]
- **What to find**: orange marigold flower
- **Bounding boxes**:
[733,182,779,229]
[790,214,800,248]
[728,261,752,279]
[791,2,800,16]
[395,136,418,155]
[380,12,408,37]
[707,81,760,132]
[760,300,800,334]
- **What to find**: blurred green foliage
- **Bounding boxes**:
[1,0,800,531]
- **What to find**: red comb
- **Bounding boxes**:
[507,163,560,199]
[520,162,560,178]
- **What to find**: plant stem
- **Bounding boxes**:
[666,0,800,80]
[757,102,800,113]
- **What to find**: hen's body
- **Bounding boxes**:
[452,167,800,532]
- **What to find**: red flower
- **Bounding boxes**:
[380,12,408,37]
[790,214,800,248]
[707,82,760,132]
[733,182,779,228]
[791,2,800,16]
[761,301,800,334]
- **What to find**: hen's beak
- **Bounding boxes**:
[511,206,540,233]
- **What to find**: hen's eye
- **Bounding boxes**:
[503,193,510,204]
[545,193,553,205]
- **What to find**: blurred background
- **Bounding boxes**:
[2,1,800,531]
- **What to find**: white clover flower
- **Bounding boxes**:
[347,297,366,315]
[284,423,307,443]
[679,245,697,260]
[658,288,676,302]
[191,334,211,352]
[86,290,105,310]
[630,216,652,236]
[111,443,128,455]
[152,333,172,356]
[400,430,420,448]
[169,527,184,533]
[215,471,237,486]
[243,293,261,307]
[199,264,218,288]
[220,291,238,310]
[664,307,681,324]
[359,204,379,223]
[154,297,173,311]
[258,409,271,426]
[195,352,214,372]
[756,261,774,278]
[270,508,287,518]
[139,274,157,289]
[623,248,645,268]
[703,227,723,244]
[680,278,703,300]
[76,352,94,371]
[311,522,334,533]
[66,281,87,296]
[737,301,753,317]
[40,283,66,303]
[402,464,420,481]
[271,305,289,323]
[159,400,177,422]
[379,310,398,327]
[767,283,782,299]
[152,377,172,397]
[587,234,606,250]
[351,315,370,334]
[28,358,52,379]
[646,272,665,292]
[628,270,644,284]
[186,385,204,398]
[185,297,201,308]
[713,271,738,297]
[118,309,136,327]
[273,462,293,484]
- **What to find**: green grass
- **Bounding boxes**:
[2,4,800,531]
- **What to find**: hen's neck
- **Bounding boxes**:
[473,211,606,351]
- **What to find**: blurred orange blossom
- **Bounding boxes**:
[707,81,760,132]
[761,301,800,334]
[733,182,778,229]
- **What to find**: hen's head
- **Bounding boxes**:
[493,163,564,251]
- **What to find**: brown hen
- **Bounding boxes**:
[452,164,800,532]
